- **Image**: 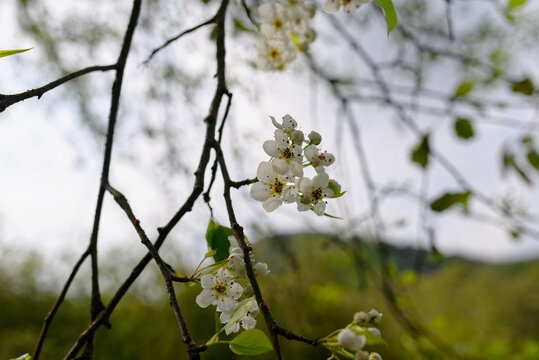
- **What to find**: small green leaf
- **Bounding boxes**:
[430,191,471,213]
[527,150,539,171]
[9,354,32,360]
[510,230,520,240]
[411,134,430,168]
[233,19,254,33]
[374,0,397,35]
[454,82,474,98]
[511,78,534,96]
[508,0,527,9]
[205,220,233,262]
[327,181,346,198]
[0,48,32,58]
[454,118,475,140]
[290,32,301,46]
[207,297,257,344]
[229,329,273,355]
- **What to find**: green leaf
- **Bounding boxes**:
[327,181,346,199]
[229,329,273,355]
[9,354,32,360]
[374,0,397,35]
[527,150,539,172]
[0,48,32,58]
[454,82,474,98]
[508,0,527,9]
[205,220,233,262]
[207,297,257,344]
[349,325,388,346]
[511,78,534,96]
[233,18,254,33]
[411,134,430,168]
[454,118,475,140]
[430,191,471,213]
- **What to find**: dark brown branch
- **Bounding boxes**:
[105,184,200,358]
[0,64,115,113]
[144,16,217,64]
[63,0,230,358]
[32,248,90,360]
[62,0,142,358]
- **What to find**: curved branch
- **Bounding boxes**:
[0,64,116,113]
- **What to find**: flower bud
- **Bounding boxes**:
[355,351,369,360]
[322,152,335,166]
[282,114,297,130]
[353,311,369,325]
[255,262,270,277]
[244,283,254,297]
[291,130,304,145]
[368,309,382,324]
[308,131,322,145]
[368,327,381,338]
[369,353,383,360]
[337,329,366,352]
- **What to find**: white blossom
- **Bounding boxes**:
[255,37,297,71]
[368,327,382,338]
[250,161,294,212]
[337,329,366,352]
[355,351,369,360]
[195,268,243,313]
[220,300,260,335]
[353,311,369,325]
[297,173,334,215]
[255,262,271,277]
[369,353,383,360]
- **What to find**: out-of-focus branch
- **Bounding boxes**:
[144,16,217,64]
[0,64,116,113]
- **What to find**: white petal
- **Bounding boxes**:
[263,196,283,212]
[225,322,241,335]
[313,172,329,188]
[250,182,271,202]
[200,274,216,289]
[297,202,310,212]
[241,315,257,330]
[220,311,232,324]
[323,0,341,13]
[313,201,326,216]
[290,162,304,177]
[274,129,289,146]
[337,329,366,352]
[272,158,289,175]
[263,140,280,157]
[323,153,335,166]
[228,282,244,300]
[304,145,318,161]
[195,289,216,308]
[257,161,274,183]
[217,296,237,313]
[217,268,233,283]
[270,116,283,129]
[299,177,313,193]
[368,327,382,338]
[282,114,297,130]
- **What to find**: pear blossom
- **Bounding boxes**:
[337,329,366,352]
[255,262,271,277]
[195,268,243,313]
[255,37,297,71]
[308,130,322,145]
[259,3,290,38]
[220,300,260,335]
[323,0,372,14]
[297,172,334,215]
[369,353,383,360]
[250,161,296,212]
[263,132,303,176]
[304,145,335,171]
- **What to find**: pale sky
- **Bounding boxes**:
[1,0,539,274]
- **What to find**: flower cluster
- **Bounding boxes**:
[322,0,372,14]
[256,0,316,71]
[325,308,385,360]
[250,114,342,216]
[195,236,270,335]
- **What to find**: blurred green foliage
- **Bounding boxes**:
[1,235,538,359]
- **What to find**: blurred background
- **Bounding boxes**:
[1,0,539,358]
